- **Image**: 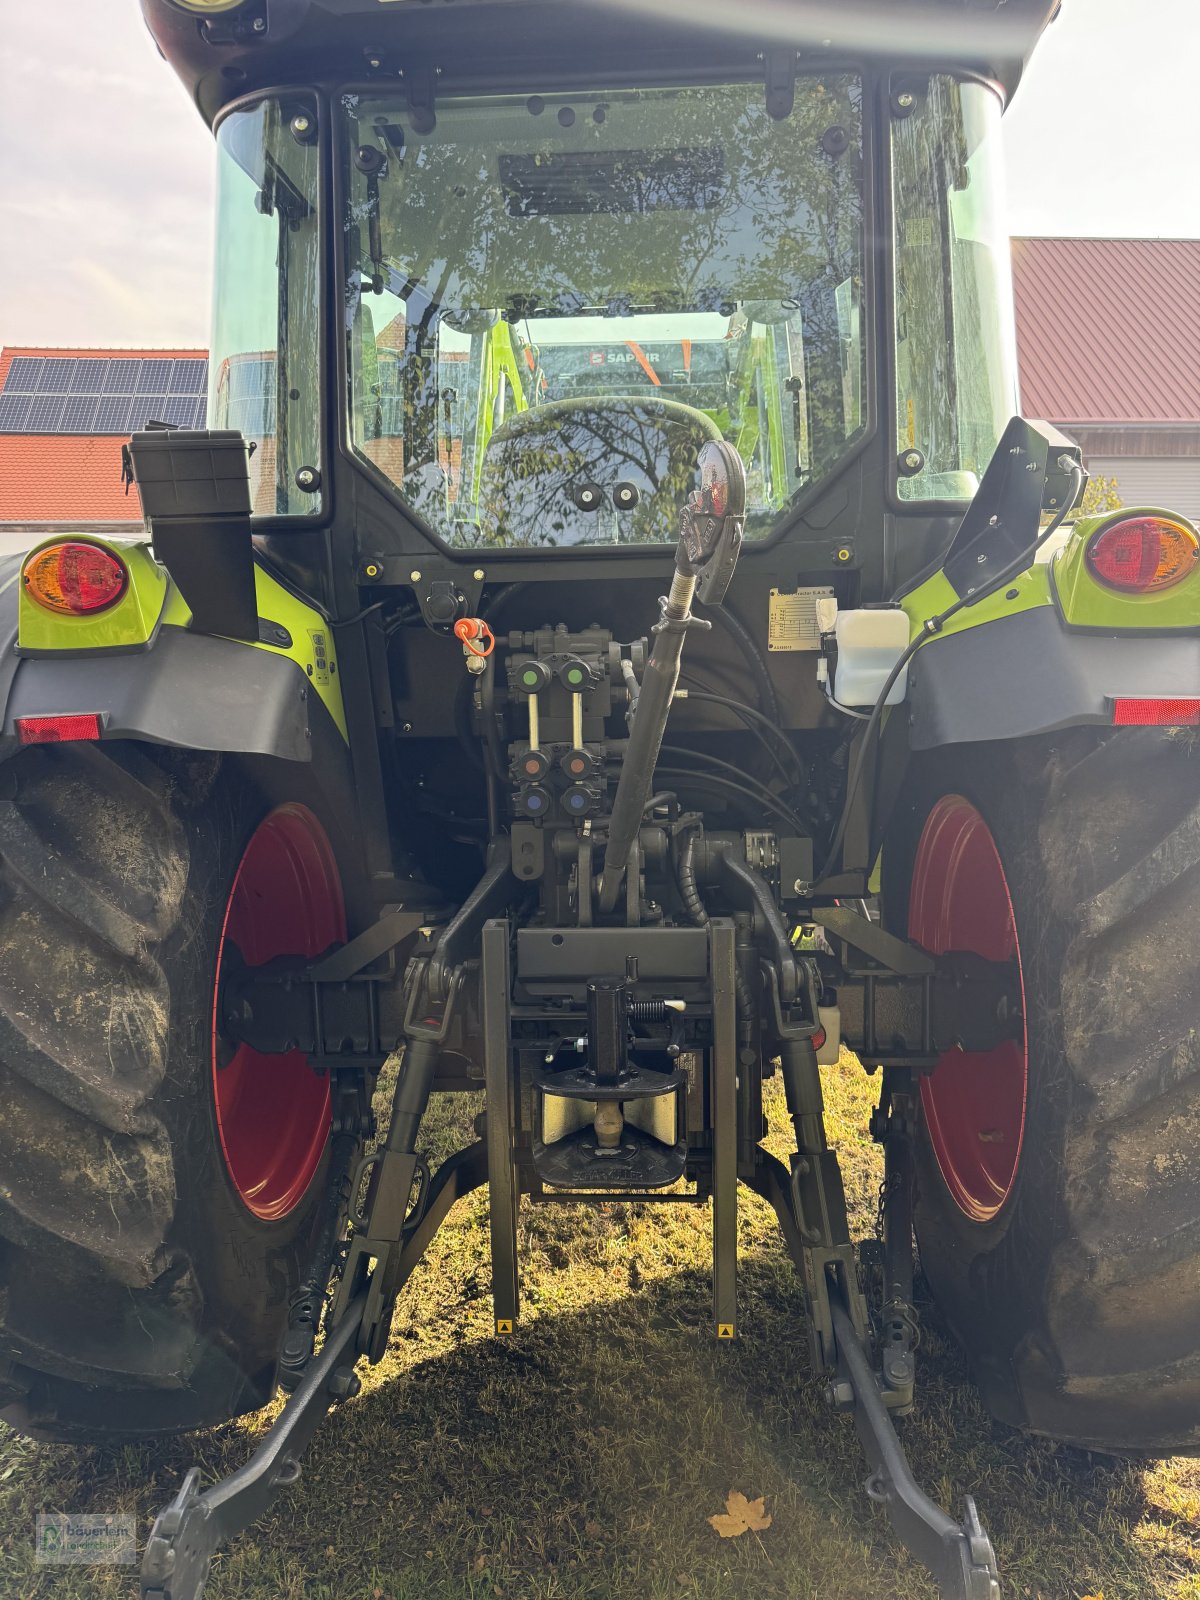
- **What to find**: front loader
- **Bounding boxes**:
[1,2,1198,1596]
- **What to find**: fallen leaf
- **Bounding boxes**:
[1079,1594,1103,1600]
[708,1490,773,1538]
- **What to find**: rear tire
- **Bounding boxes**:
[0,741,346,1440]
[885,730,1200,1453]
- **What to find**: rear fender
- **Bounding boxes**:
[0,541,347,764]
[899,530,1200,751]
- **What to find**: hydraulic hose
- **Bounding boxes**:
[707,603,780,725]
[599,570,697,913]
[678,827,755,1023]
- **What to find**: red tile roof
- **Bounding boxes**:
[0,435,143,524]
[1013,238,1200,427]
[0,348,206,525]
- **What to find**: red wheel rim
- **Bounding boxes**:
[212,806,345,1221]
[909,795,1028,1223]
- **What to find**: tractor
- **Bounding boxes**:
[1,1,1198,1595]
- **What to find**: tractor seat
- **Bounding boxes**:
[477,395,722,547]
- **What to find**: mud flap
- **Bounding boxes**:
[3,626,315,761]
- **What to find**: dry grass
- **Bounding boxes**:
[1,1055,1197,1600]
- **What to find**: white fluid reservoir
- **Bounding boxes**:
[832,609,911,708]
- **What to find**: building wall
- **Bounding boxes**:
[1085,456,1200,521]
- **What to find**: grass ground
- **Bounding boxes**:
[1,1055,1197,1600]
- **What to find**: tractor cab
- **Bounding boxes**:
[191,0,1025,589]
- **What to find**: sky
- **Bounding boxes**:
[0,0,1197,350]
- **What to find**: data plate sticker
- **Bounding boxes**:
[767,587,834,652]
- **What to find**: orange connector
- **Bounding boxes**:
[453,616,495,657]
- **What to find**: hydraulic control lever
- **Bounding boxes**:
[598,442,746,913]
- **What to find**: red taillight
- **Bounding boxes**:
[22,542,128,615]
[16,714,104,745]
[1111,698,1200,727]
[1085,516,1199,594]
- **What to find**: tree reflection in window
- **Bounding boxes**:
[345,79,866,548]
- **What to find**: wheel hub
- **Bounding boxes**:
[211,805,345,1221]
[909,795,1028,1223]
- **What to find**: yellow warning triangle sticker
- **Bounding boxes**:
[496,1318,513,1334]
[717,1323,735,1339]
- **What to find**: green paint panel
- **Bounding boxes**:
[899,556,1054,646]
[1051,507,1200,632]
[899,506,1200,684]
[18,536,167,652]
[251,565,348,740]
[161,563,348,740]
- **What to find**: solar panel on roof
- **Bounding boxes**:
[170,359,207,394]
[94,396,134,433]
[37,359,77,393]
[0,394,32,430]
[129,398,169,430]
[106,361,139,395]
[159,396,195,427]
[69,359,107,393]
[6,357,44,390]
[59,397,100,432]
[26,396,66,432]
[137,360,172,394]
[0,355,209,434]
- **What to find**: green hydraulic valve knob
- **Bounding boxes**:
[517,661,551,694]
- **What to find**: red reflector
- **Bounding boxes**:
[812,1028,827,1052]
[1111,698,1200,727]
[22,542,128,615]
[16,714,103,745]
[1086,516,1199,594]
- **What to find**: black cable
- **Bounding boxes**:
[677,690,801,784]
[678,827,708,927]
[479,655,507,784]
[453,672,485,770]
[812,634,925,885]
[677,827,755,1022]
[658,744,805,831]
[384,605,423,635]
[655,766,801,833]
[335,599,387,628]
[480,582,528,624]
[642,791,678,818]
[701,603,780,724]
[815,466,1085,885]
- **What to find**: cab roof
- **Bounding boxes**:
[141,0,1059,127]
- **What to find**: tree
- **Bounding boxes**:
[1079,472,1121,516]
